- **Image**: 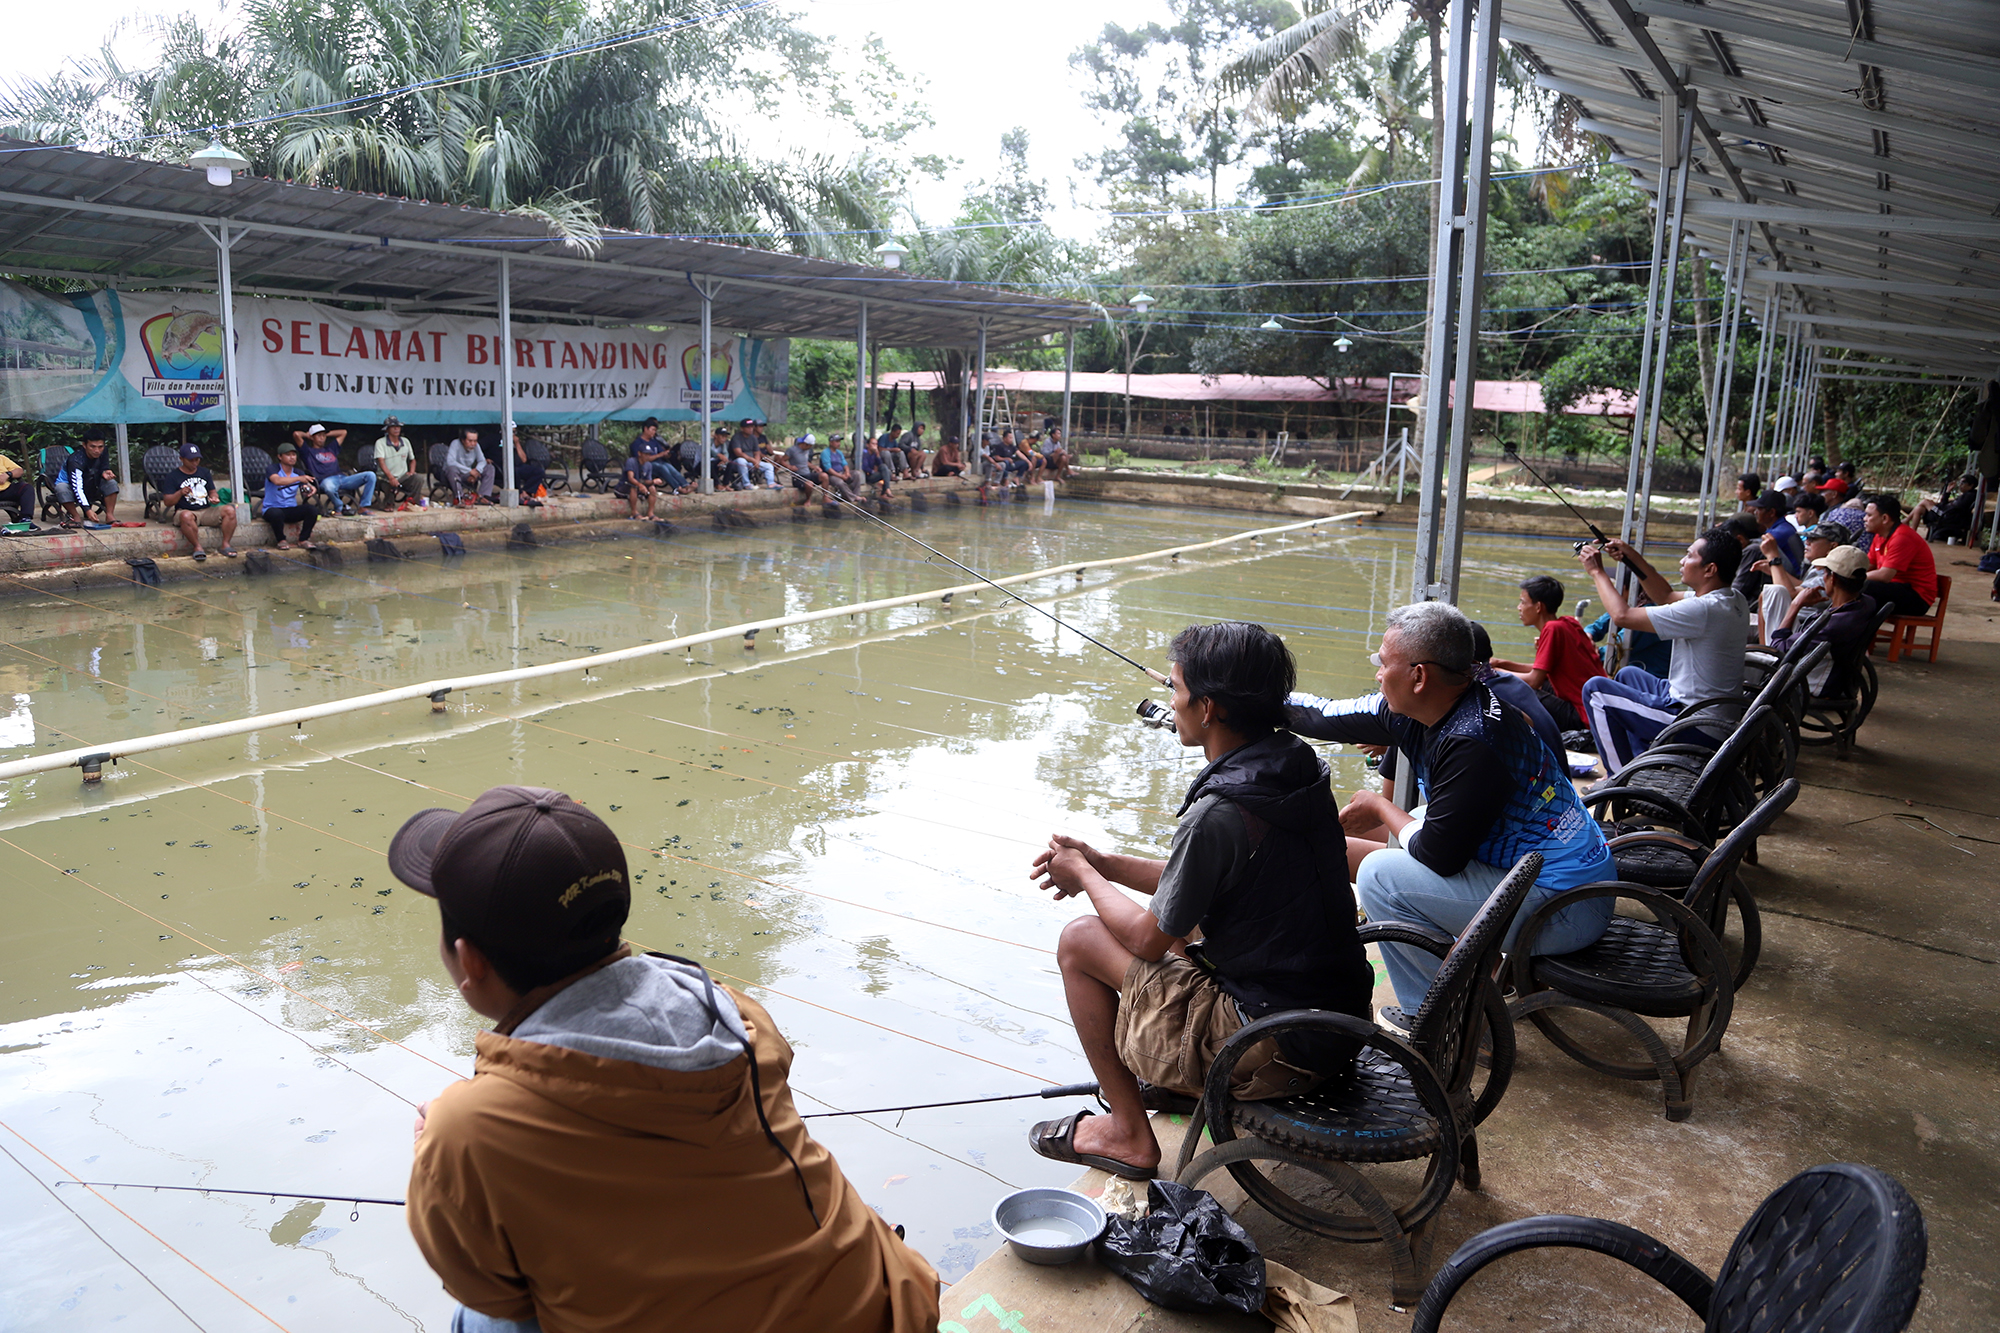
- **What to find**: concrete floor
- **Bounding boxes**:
[949,539,1998,1331]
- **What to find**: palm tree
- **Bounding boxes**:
[0,0,881,253]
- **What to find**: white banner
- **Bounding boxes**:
[0,281,789,425]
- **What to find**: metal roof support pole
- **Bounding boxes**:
[1062,327,1074,446]
[853,300,868,482]
[1633,92,1697,558]
[1410,0,1478,604]
[690,276,725,495]
[1434,0,1503,603]
[200,222,248,528]
[498,256,516,505]
[957,346,972,462]
[972,319,990,479]
[1697,222,1746,532]
[1615,115,1678,554]
[113,422,131,492]
[1743,284,1778,479]
[1768,325,1800,483]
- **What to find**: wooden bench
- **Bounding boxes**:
[1874,573,1951,662]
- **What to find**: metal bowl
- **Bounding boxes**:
[991,1187,1108,1265]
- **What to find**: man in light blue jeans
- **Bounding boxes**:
[1286,602,1616,1027]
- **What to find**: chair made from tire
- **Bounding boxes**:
[238,446,275,519]
[426,442,455,501]
[139,445,181,521]
[1412,1161,1926,1333]
[1799,600,1900,760]
[579,435,611,492]
[525,437,570,492]
[1510,781,1798,1122]
[1170,853,1542,1306]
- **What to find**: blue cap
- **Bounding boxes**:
[178,444,202,461]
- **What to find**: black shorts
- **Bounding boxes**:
[791,475,815,493]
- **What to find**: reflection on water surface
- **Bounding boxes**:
[0,500,1585,1329]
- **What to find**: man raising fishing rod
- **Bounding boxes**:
[1027,621,1373,1179]
[388,786,937,1333]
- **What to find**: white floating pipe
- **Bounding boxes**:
[0,510,1376,783]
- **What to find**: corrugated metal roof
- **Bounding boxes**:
[0,137,1093,347]
[1501,0,2000,382]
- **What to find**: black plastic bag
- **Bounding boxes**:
[1095,1180,1265,1314]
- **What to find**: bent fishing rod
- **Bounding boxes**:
[50,1081,1107,1205]
[766,458,1168,685]
[1505,450,1613,551]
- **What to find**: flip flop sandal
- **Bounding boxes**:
[192,549,207,561]
[300,541,321,550]
[220,547,239,558]
[1027,1110,1155,1181]
[275,541,292,550]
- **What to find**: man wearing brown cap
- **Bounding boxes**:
[390,786,938,1333]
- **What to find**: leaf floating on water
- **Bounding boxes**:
[279,961,305,973]
[883,1175,909,1188]
[677,799,690,807]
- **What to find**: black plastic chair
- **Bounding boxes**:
[1171,853,1542,1306]
[426,442,454,501]
[238,446,275,518]
[525,437,569,492]
[1799,599,1900,760]
[33,446,68,516]
[579,434,611,492]
[1510,780,1798,1121]
[1413,1162,1926,1333]
[139,445,181,520]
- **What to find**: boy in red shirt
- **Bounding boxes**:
[1489,574,1607,733]
[1863,493,1937,617]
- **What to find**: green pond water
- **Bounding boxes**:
[0,498,1592,1330]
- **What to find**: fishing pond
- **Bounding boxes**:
[0,498,1597,1330]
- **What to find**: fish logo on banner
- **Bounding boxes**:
[138,308,225,414]
[679,342,733,410]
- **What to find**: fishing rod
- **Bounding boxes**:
[1504,450,1613,552]
[48,1082,1106,1203]
[768,457,1168,684]
[800,1080,1100,1119]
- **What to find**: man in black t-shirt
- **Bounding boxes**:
[163,444,238,559]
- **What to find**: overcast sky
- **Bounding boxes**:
[1,0,1185,238]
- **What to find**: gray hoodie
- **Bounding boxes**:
[512,953,746,1072]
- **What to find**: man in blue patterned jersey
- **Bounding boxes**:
[1284,601,1614,1028]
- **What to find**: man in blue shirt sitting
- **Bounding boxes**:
[1749,490,1804,578]
[1285,601,1614,1029]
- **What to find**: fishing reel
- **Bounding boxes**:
[1135,698,1175,731]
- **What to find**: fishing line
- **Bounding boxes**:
[772,460,1167,685]
[58,1181,405,1213]
[1498,452,1611,547]
[801,1082,1099,1119]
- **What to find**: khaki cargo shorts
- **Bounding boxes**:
[1114,954,1325,1103]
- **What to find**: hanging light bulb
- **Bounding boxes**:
[1260,317,1283,331]
[1130,292,1155,316]
[188,137,252,188]
[1334,335,1355,353]
[872,240,910,270]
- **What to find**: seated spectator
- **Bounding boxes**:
[1734,472,1762,510]
[725,444,756,491]
[1820,489,1870,547]
[1863,493,1938,617]
[1773,475,1802,504]
[1819,461,1855,501]
[54,426,122,526]
[931,436,966,477]
[1030,622,1372,1177]
[1575,528,1749,774]
[710,427,731,478]
[642,436,691,493]
[1040,426,1073,480]
[859,438,895,497]
[1758,522,1843,643]
[262,443,321,550]
[1468,621,1563,758]
[980,429,1030,500]
[1286,602,1613,1027]
[510,428,547,501]
[616,449,667,519]
[373,417,424,509]
[875,424,910,479]
[750,440,778,488]
[1914,473,1979,543]
[1726,513,1769,601]
[0,445,34,521]
[819,435,860,501]
[1490,574,1606,732]
[296,424,375,514]
[444,428,498,505]
[1790,489,1825,538]
[1022,432,1049,483]
[1751,489,1805,576]
[391,786,939,1333]
[782,433,822,506]
[162,443,237,560]
[728,418,758,458]
[1771,546,1879,699]
[900,423,930,477]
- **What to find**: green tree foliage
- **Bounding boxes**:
[0,0,884,251]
